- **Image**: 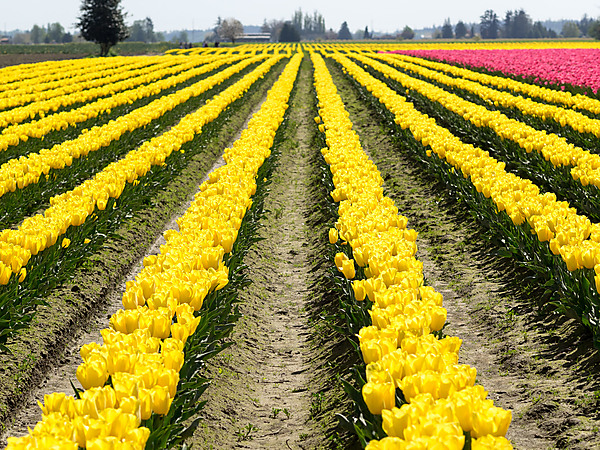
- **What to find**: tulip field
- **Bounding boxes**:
[0,41,600,449]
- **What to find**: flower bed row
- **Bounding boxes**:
[5,50,302,450]
[355,53,600,191]
[357,53,600,225]
[329,52,600,348]
[0,55,261,201]
[0,57,133,93]
[384,52,600,115]
[398,48,600,94]
[0,56,179,113]
[0,54,256,152]
[0,56,283,351]
[377,53,600,136]
[312,50,512,449]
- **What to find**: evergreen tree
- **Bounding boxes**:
[480,9,500,39]
[512,10,532,38]
[363,26,371,39]
[578,15,593,36]
[441,18,454,38]
[279,22,300,42]
[589,21,600,39]
[531,21,551,38]
[338,21,352,40]
[455,21,468,38]
[77,0,129,56]
[562,21,581,38]
[401,26,415,40]
[503,11,514,38]
[30,24,45,44]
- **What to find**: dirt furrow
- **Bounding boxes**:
[187,59,327,449]
[326,58,600,449]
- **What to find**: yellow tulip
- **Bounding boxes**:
[163,349,185,372]
[471,435,513,449]
[362,381,395,415]
[150,385,172,415]
[76,359,109,390]
[341,258,356,279]
[0,263,12,285]
[125,427,151,448]
[329,228,338,244]
[352,279,366,301]
[471,405,512,438]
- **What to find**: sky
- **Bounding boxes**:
[2,0,599,34]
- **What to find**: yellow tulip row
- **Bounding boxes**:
[6,51,301,450]
[332,53,600,288]
[386,52,600,115]
[0,55,262,201]
[353,52,600,191]
[0,55,283,284]
[0,55,205,120]
[0,57,132,94]
[0,54,254,150]
[166,43,294,57]
[0,56,167,107]
[375,52,600,133]
[311,50,512,449]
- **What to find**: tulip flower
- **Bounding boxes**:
[76,360,109,390]
[362,381,395,415]
[150,385,172,415]
[472,406,512,438]
[329,228,338,244]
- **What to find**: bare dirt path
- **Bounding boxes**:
[187,58,332,450]
[327,58,600,450]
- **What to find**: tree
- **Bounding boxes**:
[30,24,45,44]
[480,9,500,39]
[47,23,65,42]
[455,21,468,38]
[217,18,243,43]
[562,21,581,38]
[144,17,155,42]
[441,18,454,39]
[512,9,531,38]
[77,0,129,56]
[128,17,156,42]
[531,21,552,38]
[401,26,415,40]
[279,22,300,42]
[503,10,514,38]
[338,21,352,40]
[262,19,285,41]
[578,15,594,36]
[589,21,600,40]
[363,26,371,39]
[128,20,145,41]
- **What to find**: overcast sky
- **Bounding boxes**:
[2,0,599,34]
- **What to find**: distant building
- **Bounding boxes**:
[0,36,11,44]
